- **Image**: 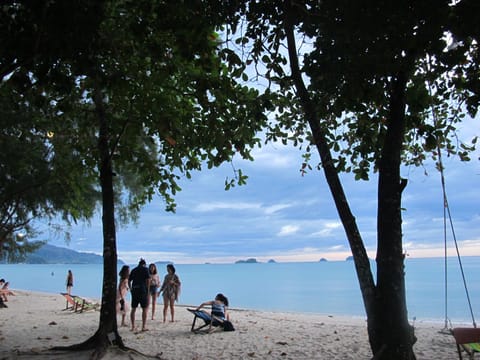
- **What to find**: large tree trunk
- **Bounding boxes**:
[284,4,415,359]
[370,73,416,359]
[51,87,125,360]
[91,86,125,357]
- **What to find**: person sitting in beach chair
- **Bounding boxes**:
[0,279,14,302]
[188,293,234,333]
[0,280,6,308]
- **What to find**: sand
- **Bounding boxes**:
[0,290,464,359]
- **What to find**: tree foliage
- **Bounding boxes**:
[2,0,268,357]
[0,0,112,256]
[229,1,478,358]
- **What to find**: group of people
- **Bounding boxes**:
[117,259,181,332]
[64,259,230,333]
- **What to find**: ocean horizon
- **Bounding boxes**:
[1,256,478,326]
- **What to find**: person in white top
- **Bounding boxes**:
[148,263,161,320]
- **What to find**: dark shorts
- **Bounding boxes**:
[131,288,148,309]
[149,285,158,296]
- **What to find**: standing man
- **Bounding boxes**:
[128,258,150,332]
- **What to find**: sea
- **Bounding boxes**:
[1,256,479,326]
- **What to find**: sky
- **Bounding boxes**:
[40,115,480,265]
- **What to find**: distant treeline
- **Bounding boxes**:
[0,243,124,264]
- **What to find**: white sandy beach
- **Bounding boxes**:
[0,290,463,359]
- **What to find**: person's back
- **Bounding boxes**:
[211,302,225,319]
[128,259,150,332]
[130,264,149,292]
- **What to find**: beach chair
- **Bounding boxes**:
[61,293,99,313]
[61,292,80,311]
[187,308,227,333]
[72,295,99,313]
[452,327,480,360]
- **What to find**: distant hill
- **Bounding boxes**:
[9,243,124,264]
[235,258,259,264]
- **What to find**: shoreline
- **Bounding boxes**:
[3,286,467,326]
[0,290,463,359]
[1,260,478,324]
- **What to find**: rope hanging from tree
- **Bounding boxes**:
[428,80,477,330]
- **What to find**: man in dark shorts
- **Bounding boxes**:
[128,258,151,331]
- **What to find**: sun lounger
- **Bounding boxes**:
[73,296,99,312]
[61,293,99,313]
[452,327,480,360]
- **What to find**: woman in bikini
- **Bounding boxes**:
[160,264,181,323]
[117,265,130,327]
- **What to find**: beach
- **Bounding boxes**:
[0,290,462,359]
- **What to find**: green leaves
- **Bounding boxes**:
[234,0,478,181]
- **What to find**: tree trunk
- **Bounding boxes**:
[283,0,376,331]
[51,89,124,360]
[370,73,416,359]
[283,3,416,359]
[92,86,125,356]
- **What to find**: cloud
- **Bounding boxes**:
[38,124,479,265]
[310,221,342,237]
[277,225,300,236]
[194,201,261,212]
[249,143,302,170]
[264,203,292,215]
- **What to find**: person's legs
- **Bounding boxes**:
[130,307,136,331]
[139,292,149,331]
[162,295,168,323]
[151,294,156,320]
[169,298,175,322]
[141,306,148,330]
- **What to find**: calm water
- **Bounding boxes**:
[1,257,478,324]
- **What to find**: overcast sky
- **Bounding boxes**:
[39,114,480,265]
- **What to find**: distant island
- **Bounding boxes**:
[235,258,258,264]
[267,259,276,263]
[346,256,354,261]
[1,243,125,264]
[154,260,173,265]
[319,258,328,262]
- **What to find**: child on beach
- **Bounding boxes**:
[160,264,181,323]
[117,265,130,327]
[148,263,160,320]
